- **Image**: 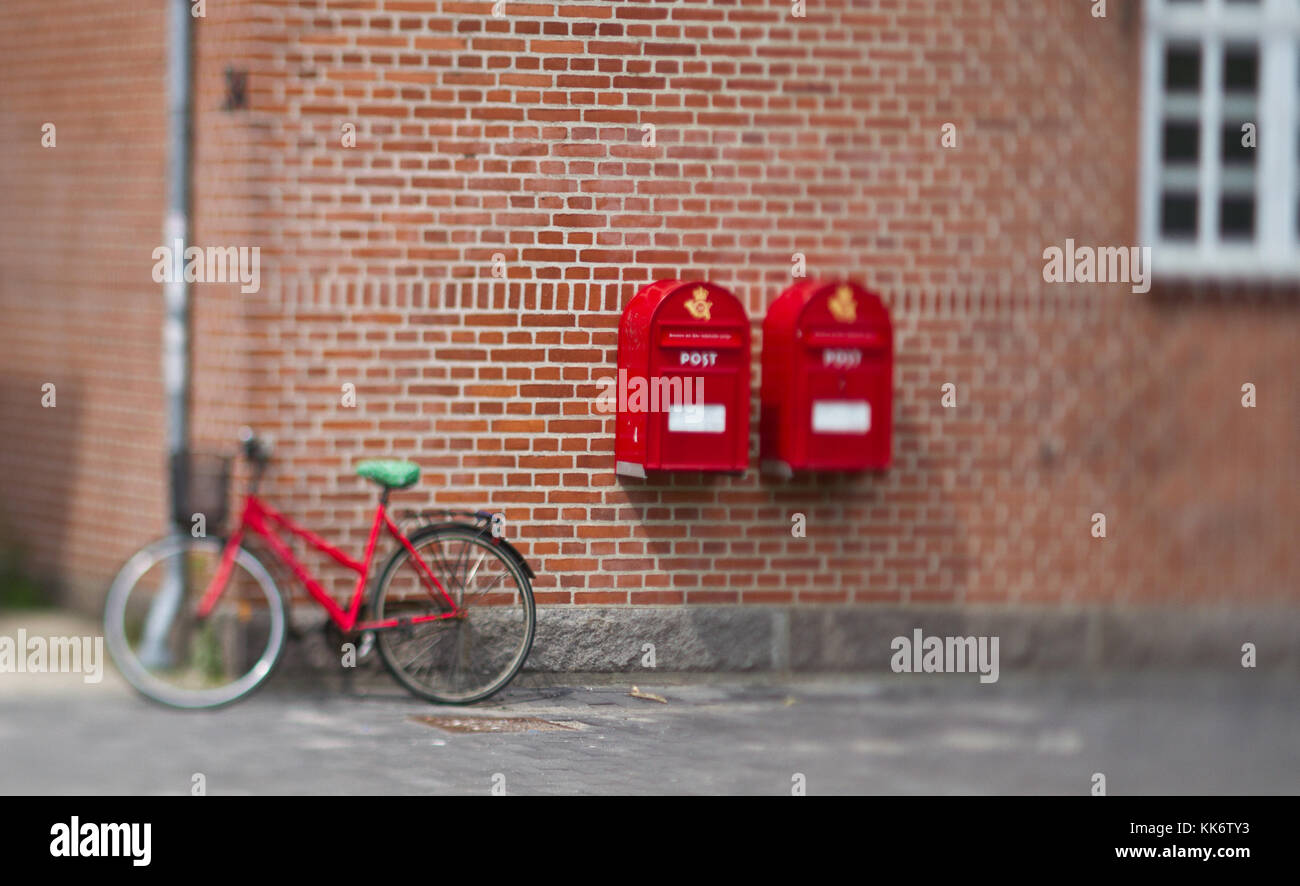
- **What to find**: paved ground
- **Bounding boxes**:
[3,656,1299,794]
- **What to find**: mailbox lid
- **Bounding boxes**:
[794,280,891,335]
[762,279,891,394]
[648,280,748,334]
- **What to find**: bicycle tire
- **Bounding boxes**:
[103,534,287,710]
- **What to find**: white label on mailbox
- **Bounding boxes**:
[668,403,727,433]
[812,400,870,434]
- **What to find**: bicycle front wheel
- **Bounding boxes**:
[104,535,287,709]
[372,525,535,704]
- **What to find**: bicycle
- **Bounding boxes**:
[104,428,536,709]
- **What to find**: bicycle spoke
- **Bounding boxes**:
[464,549,487,589]
[463,569,509,606]
[395,625,454,671]
[453,538,472,593]
[427,535,461,595]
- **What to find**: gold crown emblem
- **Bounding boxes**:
[828,285,857,323]
[684,286,712,321]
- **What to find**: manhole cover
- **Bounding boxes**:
[409,715,583,734]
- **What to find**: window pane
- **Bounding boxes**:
[1165,45,1202,93]
[1164,121,1200,162]
[1224,46,1258,94]
[1162,193,1199,239]
[1220,196,1255,239]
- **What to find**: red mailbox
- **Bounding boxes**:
[615,280,751,477]
[760,280,892,475]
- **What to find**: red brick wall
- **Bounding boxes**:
[0,0,169,600]
[2,0,1296,615]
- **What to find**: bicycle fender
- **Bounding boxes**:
[493,536,536,580]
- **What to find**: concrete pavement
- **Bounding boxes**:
[2,664,1298,794]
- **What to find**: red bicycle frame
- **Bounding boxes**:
[196,494,462,632]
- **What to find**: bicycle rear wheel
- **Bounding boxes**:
[372,525,535,704]
[104,535,287,709]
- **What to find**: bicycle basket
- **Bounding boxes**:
[170,450,232,531]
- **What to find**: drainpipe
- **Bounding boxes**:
[141,0,194,668]
[163,0,193,477]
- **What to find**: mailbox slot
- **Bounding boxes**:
[659,328,744,348]
[803,329,886,349]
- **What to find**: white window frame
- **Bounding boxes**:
[1140,0,1300,280]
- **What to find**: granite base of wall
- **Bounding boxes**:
[275,606,1300,684]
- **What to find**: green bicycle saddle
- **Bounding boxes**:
[355,459,420,489]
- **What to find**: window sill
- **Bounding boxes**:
[1150,243,1300,282]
